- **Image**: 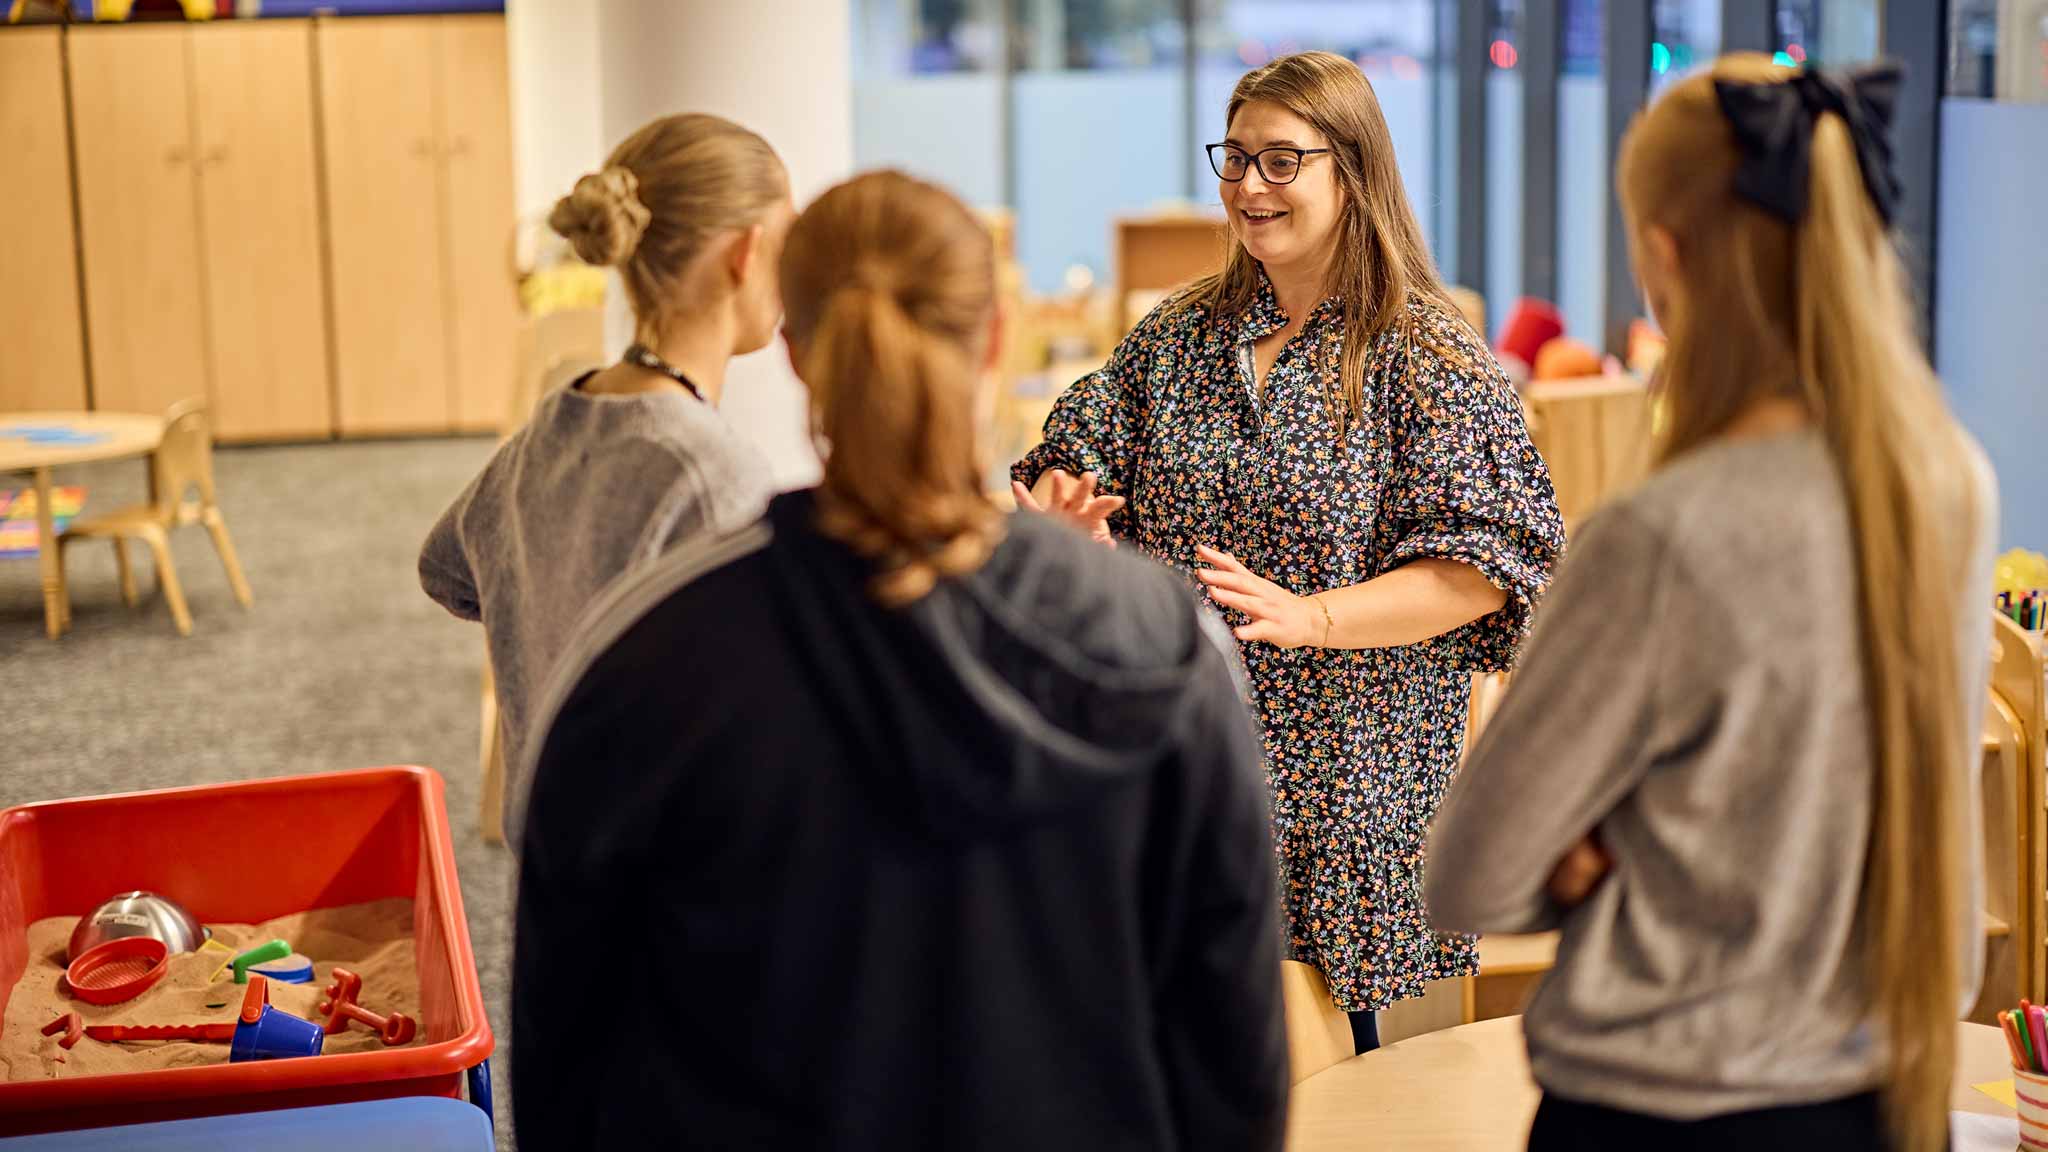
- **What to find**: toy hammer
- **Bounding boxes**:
[318,967,416,1046]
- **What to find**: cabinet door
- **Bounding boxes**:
[317,17,450,435]
[438,15,520,433]
[67,27,210,417]
[0,29,89,413]
[190,21,332,442]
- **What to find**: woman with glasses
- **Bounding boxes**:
[1012,51,1563,1052]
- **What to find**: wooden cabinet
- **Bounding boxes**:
[320,15,517,436]
[66,26,211,418]
[190,23,332,441]
[67,22,330,439]
[5,15,514,439]
[439,16,519,433]
[0,29,90,413]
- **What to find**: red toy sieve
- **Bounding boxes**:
[65,937,170,1005]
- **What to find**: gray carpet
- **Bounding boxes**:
[0,437,521,1148]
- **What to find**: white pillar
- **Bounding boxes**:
[595,0,854,489]
[505,0,605,220]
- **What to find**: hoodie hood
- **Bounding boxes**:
[761,490,1232,837]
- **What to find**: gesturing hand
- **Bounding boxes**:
[1194,546,1322,649]
[1012,469,1125,549]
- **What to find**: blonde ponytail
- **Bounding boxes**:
[1621,56,1978,1152]
[779,173,1002,606]
[1802,111,1970,1152]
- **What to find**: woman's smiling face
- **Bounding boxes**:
[1218,99,1343,281]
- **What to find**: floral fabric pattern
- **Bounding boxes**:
[1013,276,1564,1010]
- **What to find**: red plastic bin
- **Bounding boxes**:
[0,767,493,1137]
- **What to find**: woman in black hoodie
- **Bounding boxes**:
[512,170,1288,1151]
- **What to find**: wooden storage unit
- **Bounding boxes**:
[1114,214,1226,335]
[66,25,210,418]
[0,28,90,414]
[67,21,331,439]
[189,21,333,441]
[319,14,517,436]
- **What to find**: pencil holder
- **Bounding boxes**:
[2014,1065,2048,1149]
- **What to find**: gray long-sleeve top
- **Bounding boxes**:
[1428,428,1994,1120]
[420,374,772,828]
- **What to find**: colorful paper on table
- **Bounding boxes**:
[0,487,86,559]
[1973,1079,2018,1108]
[0,424,109,447]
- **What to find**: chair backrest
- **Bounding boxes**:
[150,396,216,517]
[507,307,607,435]
[1281,960,1355,1084]
[1991,611,2047,1002]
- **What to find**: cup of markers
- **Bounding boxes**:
[1999,591,2047,632]
[2000,1000,2048,1148]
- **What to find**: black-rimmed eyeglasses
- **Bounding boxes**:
[1205,143,1331,185]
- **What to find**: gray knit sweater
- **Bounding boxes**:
[1428,428,1994,1120]
[420,374,772,826]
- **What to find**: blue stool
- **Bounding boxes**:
[0,1097,493,1150]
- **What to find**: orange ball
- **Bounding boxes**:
[1533,337,1603,381]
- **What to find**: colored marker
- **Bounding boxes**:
[2021,1009,2040,1072]
[2023,1000,2039,1074]
[2003,1011,2028,1068]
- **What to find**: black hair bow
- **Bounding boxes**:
[1712,61,1903,226]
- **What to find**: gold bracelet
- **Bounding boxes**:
[1312,593,1335,648]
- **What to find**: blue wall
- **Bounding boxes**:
[1935,100,2048,552]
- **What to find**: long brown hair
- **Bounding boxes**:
[1178,50,1464,432]
[1620,55,1980,1152]
[548,113,787,345]
[778,171,1003,606]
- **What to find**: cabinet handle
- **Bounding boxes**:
[165,146,190,166]
[413,139,437,158]
[447,136,471,158]
[201,147,227,168]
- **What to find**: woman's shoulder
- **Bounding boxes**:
[1380,292,1519,419]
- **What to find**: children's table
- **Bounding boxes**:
[0,412,164,639]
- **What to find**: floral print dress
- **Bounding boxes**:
[1012,275,1564,1011]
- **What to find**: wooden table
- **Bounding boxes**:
[0,412,164,638]
[1285,1016,2015,1150]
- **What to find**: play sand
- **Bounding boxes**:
[0,898,419,1081]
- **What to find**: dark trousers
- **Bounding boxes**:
[1527,1091,1910,1152]
[1347,1009,1378,1054]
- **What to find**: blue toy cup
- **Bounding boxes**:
[230,1004,326,1063]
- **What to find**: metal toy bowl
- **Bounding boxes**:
[66,891,210,963]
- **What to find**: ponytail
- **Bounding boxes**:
[1802,112,1971,1152]
[779,173,1003,606]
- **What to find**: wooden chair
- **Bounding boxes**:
[1990,611,2047,1006]
[57,397,251,636]
[1521,375,1652,536]
[1281,960,1356,1084]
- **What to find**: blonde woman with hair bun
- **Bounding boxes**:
[512,170,1289,1150]
[1431,55,1994,1152]
[420,113,792,825]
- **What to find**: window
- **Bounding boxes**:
[851,0,1005,208]
[1774,0,1879,66]
[1649,0,1719,98]
[1011,0,1186,293]
[1556,0,1606,346]
[1484,0,1523,332]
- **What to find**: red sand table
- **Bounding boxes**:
[0,768,494,1137]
